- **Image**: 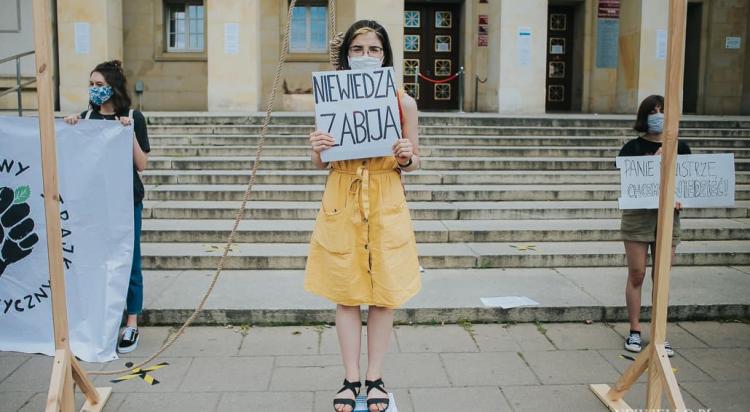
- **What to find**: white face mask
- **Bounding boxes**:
[347,55,383,70]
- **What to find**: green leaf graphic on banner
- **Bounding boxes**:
[13,185,30,204]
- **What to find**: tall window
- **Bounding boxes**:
[165,1,205,52]
[289,1,328,53]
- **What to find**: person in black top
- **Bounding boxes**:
[63,60,149,354]
[617,95,691,357]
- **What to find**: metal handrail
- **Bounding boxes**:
[0,50,36,116]
[0,50,35,65]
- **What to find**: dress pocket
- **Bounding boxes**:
[312,184,353,254]
[380,202,413,249]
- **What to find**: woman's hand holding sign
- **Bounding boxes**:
[393,138,413,165]
[309,130,335,169]
[309,130,336,153]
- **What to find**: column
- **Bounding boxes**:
[57,0,123,112]
[615,0,669,113]
[354,0,404,81]
[492,0,548,114]
[206,0,262,112]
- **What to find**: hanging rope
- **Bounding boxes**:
[328,0,344,70]
[417,68,463,84]
[90,0,312,376]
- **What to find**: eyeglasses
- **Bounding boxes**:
[348,45,384,57]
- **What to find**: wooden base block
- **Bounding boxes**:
[590,384,634,412]
[80,387,111,412]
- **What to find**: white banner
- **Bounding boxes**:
[313,67,403,162]
[616,153,736,209]
[0,117,133,362]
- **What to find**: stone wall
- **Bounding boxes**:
[123,0,207,111]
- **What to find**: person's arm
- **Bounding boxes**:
[393,93,420,172]
[309,130,334,169]
[130,111,149,172]
[133,139,148,172]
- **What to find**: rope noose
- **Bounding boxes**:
[90,0,304,376]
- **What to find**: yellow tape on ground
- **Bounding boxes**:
[110,362,169,385]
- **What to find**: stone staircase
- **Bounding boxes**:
[139,113,750,325]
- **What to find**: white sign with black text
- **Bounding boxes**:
[616,153,735,209]
[0,117,134,362]
[312,67,403,162]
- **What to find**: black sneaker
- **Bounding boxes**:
[117,326,139,354]
[624,331,642,353]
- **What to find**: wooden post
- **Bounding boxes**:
[590,0,688,410]
[31,0,111,410]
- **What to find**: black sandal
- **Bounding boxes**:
[333,379,361,411]
[365,378,390,411]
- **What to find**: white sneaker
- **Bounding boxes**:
[664,340,675,357]
[117,326,139,354]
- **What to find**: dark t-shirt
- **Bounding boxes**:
[81,109,150,204]
[618,136,692,157]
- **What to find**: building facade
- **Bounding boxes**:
[1,0,750,115]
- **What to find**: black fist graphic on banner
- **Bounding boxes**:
[0,186,39,277]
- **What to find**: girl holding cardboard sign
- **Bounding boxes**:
[618,95,691,358]
[306,20,421,412]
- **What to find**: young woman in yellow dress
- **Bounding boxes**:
[305,20,421,412]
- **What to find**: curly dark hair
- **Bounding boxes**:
[634,94,664,133]
[90,60,132,115]
[336,20,394,71]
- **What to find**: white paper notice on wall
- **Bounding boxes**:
[74,22,90,54]
[726,37,742,49]
[312,67,402,162]
[616,153,736,209]
[224,23,239,55]
[656,29,668,60]
[517,27,532,67]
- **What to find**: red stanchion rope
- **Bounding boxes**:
[418,71,460,83]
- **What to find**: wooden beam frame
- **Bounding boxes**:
[31,0,111,410]
[590,0,689,410]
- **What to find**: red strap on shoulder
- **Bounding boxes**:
[396,89,405,130]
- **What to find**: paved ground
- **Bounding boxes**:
[139,266,750,325]
[1,321,749,411]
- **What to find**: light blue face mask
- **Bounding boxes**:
[348,56,383,70]
[647,113,664,134]
[89,85,113,106]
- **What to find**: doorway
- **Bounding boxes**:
[404,2,462,110]
[546,5,576,111]
[683,2,702,114]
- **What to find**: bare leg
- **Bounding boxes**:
[126,314,138,328]
[366,305,393,412]
[335,304,362,412]
[625,241,649,332]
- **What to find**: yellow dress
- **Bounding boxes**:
[304,156,421,308]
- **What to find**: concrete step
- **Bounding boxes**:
[140,218,750,243]
[147,144,750,158]
[145,124,750,137]
[146,156,750,171]
[143,200,750,220]
[143,183,750,202]
[141,169,750,186]
[146,134,750,148]
[139,266,750,325]
[144,112,750,128]
[140,240,750,270]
